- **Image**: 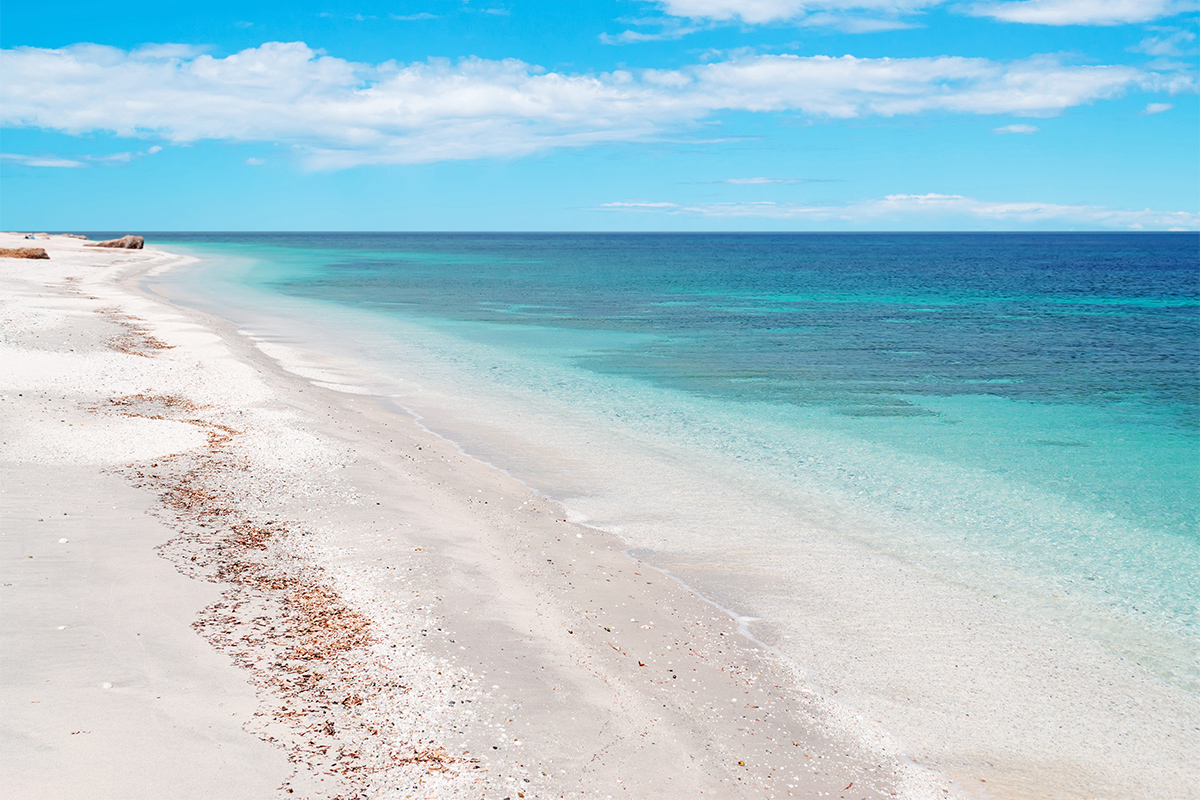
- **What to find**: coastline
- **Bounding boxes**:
[0,234,945,798]
[147,235,1200,800]
[7,234,1199,800]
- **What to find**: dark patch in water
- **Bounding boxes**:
[838,405,941,418]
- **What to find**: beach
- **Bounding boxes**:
[5,0,1197,790]
[0,234,953,798]
[2,233,1197,800]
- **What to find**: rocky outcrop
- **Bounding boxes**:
[0,247,50,259]
[58,234,89,240]
[86,235,144,250]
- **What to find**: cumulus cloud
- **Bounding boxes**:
[993,123,1040,133]
[598,192,1199,229]
[0,42,1185,168]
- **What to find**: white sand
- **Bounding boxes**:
[0,238,289,798]
[0,234,953,798]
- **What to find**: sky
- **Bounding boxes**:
[1,0,1197,231]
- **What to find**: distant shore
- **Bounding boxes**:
[0,233,943,798]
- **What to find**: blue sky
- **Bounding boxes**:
[1,0,1196,230]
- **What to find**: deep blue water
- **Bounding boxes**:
[146,232,1200,688]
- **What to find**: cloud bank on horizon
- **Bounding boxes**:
[600,192,1200,229]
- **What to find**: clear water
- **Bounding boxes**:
[145,233,1200,775]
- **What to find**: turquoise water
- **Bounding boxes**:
[147,233,1199,694]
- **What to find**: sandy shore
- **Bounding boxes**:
[0,233,958,799]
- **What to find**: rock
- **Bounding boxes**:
[0,247,50,259]
[85,235,144,249]
[58,234,89,240]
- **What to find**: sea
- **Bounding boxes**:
[140,232,1199,796]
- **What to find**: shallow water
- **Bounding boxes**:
[145,232,1200,796]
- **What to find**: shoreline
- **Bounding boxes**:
[7,233,1199,800]
[146,235,1200,800]
[1,235,943,798]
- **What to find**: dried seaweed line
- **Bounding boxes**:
[98,393,473,799]
[97,307,175,356]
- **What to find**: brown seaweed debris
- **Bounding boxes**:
[107,394,199,415]
[98,307,174,356]
[101,390,472,798]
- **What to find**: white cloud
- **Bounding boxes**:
[0,152,86,168]
[601,25,701,43]
[607,5,917,37]
[797,13,920,30]
[391,12,439,20]
[0,146,163,168]
[1132,28,1197,55]
[993,123,1040,133]
[245,157,266,165]
[1142,101,1174,113]
[0,43,1185,168]
[658,0,939,24]
[597,192,1200,229]
[687,53,1167,117]
[657,0,1196,26]
[968,0,1197,25]
[131,43,209,59]
[89,145,163,164]
[88,151,134,164]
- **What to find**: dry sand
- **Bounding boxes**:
[0,234,955,799]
